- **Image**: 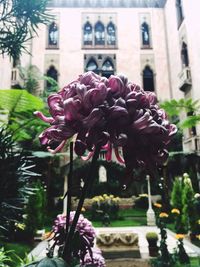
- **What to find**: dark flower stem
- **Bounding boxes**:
[65,142,73,240]
[62,145,101,263]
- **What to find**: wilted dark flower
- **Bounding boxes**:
[35,71,177,182]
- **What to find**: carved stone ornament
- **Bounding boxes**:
[96,232,141,259]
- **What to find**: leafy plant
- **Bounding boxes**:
[0,247,12,267]
[0,0,51,62]
[0,89,46,147]
[24,180,47,239]
[0,126,39,239]
[161,98,200,129]
[18,65,41,95]
[182,174,197,234]
[146,232,159,241]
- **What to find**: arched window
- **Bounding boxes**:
[107,22,116,46]
[86,58,98,73]
[102,59,114,78]
[95,21,105,45]
[46,66,58,89]
[83,21,93,45]
[141,22,150,46]
[181,42,189,67]
[48,22,58,47]
[143,66,154,92]
[176,0,184,27]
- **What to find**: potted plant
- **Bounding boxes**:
[146,232,159,257]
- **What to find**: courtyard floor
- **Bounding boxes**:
[29,226,200,261]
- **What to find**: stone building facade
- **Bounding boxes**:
[0,0,200,152]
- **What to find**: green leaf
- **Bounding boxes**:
[179,115,200,128]
[0,90,44,113]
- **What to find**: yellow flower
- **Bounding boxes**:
[81,207,86,212]
[139,194,148,197]
[43,231,54,240]
[99,196,104,201]
[103,194,108,198]
[15,222,26,230]
[109,195,114,198]
[196,234,200,240]
[154,203,162,208]
[198,219,200,225]
[175,234,185,240]
[171,208,180,215]
[159,212,169,218]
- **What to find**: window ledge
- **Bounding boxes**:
[140,46,153,50]
[82,46,118,50]
[46,47,59,50]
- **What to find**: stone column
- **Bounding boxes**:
[146,174,156,226]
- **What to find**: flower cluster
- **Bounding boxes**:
[159,212,169,218]
[154,203,162,208]
[91,194,120,220]
[171,208,180,215]
[51,212,103,265]
[175,234,185,240]
[92,194,120,204]
[35,71,177,179]
[82,248,105,267]
[52,212,96,246]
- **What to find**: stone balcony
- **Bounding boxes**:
[178,67,192,92]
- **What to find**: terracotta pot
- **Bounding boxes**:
[148,246,159,257]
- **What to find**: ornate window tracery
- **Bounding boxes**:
[95,21,105,45]
[141,22,150,47]
[83,21,93,45]
[48,22,59,48]
[107,22,116,46]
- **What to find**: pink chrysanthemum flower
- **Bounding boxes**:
[52,212,96,246]
[35,71,177,182]
[82,248,106,267]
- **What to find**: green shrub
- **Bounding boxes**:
[24,180,47,239]
[0,248,12,267]
[146,232,158,241]
[171,177,185,233]
[182,174,196,234]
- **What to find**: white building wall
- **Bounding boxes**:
[0,56,12,89]
[18,6,170,102]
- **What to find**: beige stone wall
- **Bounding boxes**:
[0,56,12,89]
[164,0,200,142]
[10,6,170,102]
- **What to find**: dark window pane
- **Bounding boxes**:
[46,66,58,89]
[102,59,114,78]
[86,59,98,73]
[95,21,105,45]
[181,42,189,67]
[143,66,154,92]
[176,0,184,27]
[83,21,93,45]
[141,22,150,46]
[48,22,58,46]
[107,22,116,45]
